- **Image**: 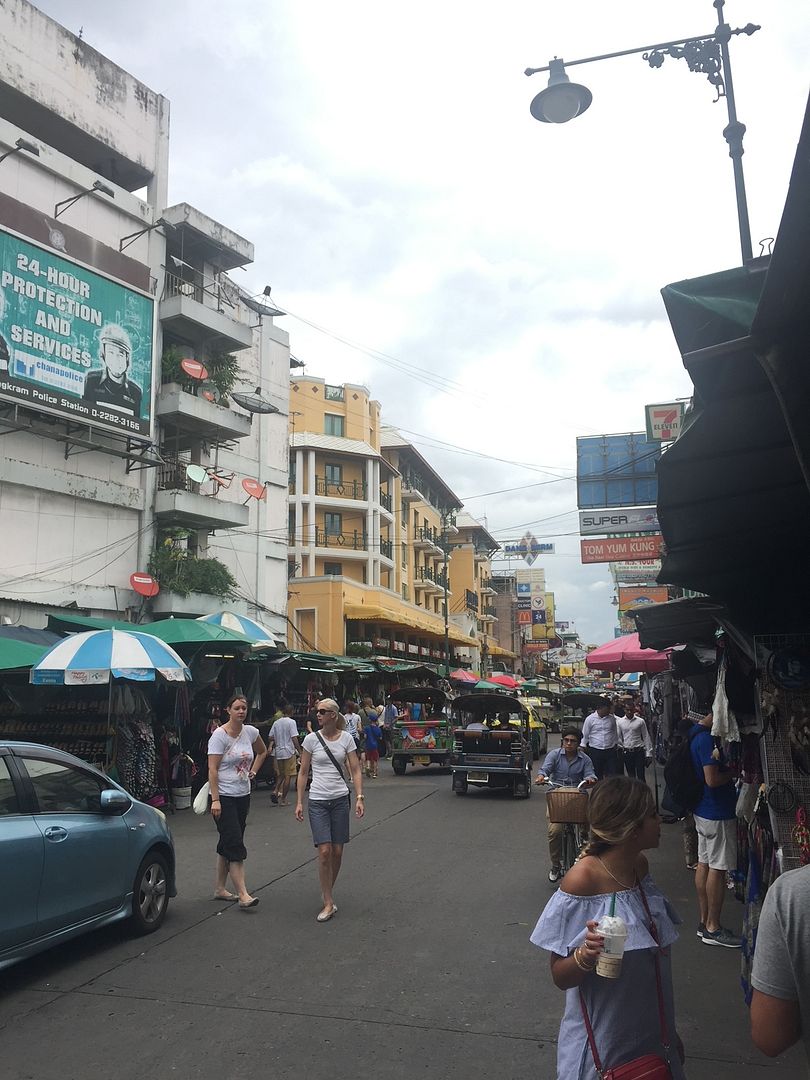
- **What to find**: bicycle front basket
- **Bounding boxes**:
[546,788,589,824]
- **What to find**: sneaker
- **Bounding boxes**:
[548,866,563,883]
[702,926,741,948]
[270,793,278,805]
[696,923,705,938]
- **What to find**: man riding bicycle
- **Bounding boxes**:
[535,727,597,883]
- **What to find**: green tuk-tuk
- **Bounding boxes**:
[389,687,452,775]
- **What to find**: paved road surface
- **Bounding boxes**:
[0,770,803,1078]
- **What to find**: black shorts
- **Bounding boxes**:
[215,794,250,862]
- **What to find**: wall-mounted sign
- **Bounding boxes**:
[611,560,662,583]
[645,401,686,442]
[503,533,555,564]
[581,535,664,564]
[524,642,549,653]
[618,585,669,610]
[517,610,532,625]
[555,621,570,630]
[0,226,154,437]
[545,646,588,664]
[579,506,660,536]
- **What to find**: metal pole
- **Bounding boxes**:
[714,0,754,262]
[442,516,451,677]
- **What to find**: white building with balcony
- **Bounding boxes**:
[0,1,288,634]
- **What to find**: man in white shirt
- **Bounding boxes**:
[581,698,619,779]
[268,702,301,806]
[616,700,653,780]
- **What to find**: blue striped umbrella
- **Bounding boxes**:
[197,611,279,648]
[30,629,192,685]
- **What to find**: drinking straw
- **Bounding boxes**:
[610,892,616,917]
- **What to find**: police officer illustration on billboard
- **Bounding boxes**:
[83,322,142,416]
[0,286,10,373]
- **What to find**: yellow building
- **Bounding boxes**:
[447,513,516,672]
[287,378,471,664]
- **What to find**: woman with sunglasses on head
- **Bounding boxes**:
[208,693,267,909]
[295,698,364,922]
[530,775,685,1079]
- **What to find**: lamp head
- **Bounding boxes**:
[16,138,40,156]
[530,58,592,124]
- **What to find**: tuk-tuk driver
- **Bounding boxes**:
[495,711,514,729]
[535,727,597,883]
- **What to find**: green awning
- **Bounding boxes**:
[47,612,131,634]
[0,639,48,671]
[142,619,254,647]
[660,265,765,357]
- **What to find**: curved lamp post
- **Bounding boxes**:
[525,0,760,263]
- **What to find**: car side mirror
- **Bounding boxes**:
[100,789,130,813]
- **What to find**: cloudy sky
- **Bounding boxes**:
[38,0,810,644]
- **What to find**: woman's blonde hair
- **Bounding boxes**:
[317,698,346,730]
[583,776,656,856]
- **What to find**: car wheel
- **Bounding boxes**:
[392,756,407,776]
[130,849,170,935]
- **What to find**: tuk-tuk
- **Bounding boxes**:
[521,697,550,758]
[450,692,533,798]
[389,687,452,775]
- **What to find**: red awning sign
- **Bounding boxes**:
[130,572,160,597]
[580,535,664,564]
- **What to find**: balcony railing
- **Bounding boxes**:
[316,476,367,500]
[465,589,479,612]
[157,449,194,492]
[380,538,393,560]
[164,270,239,313]
[482,605,497,617]
[379,490,392,512]
[416,525,441,546]
[315,529,368,550]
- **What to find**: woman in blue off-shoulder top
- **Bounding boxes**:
[531,776,686,1079]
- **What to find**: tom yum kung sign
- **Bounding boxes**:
[0,227,154,438]
[580,535,664,564]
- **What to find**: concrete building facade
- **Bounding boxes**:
[0,1,289,635]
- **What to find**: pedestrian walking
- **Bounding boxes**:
[295,698,365,922]
[750,863,810,1067]
[268,700,301,806]
[344,699,365,771]
[530,775,686,1079]
[381,695,398,758]
[689,711,741,948]
[581,697,620,779]
[207,694,267,909]
[363,713,383,778]
[617,700,653,781]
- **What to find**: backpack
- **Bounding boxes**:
[662,728,704,817]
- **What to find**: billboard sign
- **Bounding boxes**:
[618,585,669,610]
[581,535,664,564]
[0,226,154,437]
[517,610,532,625]
[611,560,662,583]
[503,533,554,564]
[645,401,686,442]
[579,506,660,536]
[576,433,661,509]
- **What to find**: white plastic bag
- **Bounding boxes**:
[192,781,210,815]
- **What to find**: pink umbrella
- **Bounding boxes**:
[585,632,671,674]
[450,668,478,683]
[488,673,519,689]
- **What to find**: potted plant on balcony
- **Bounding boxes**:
[345,642,372,658]
[149,532,239,600]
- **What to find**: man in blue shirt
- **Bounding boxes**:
[535,727,596,882]
[690,712,741,948]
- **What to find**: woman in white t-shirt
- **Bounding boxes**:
[207,694,267,909]
[295,697,364,922]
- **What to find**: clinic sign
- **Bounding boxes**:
[579,506,660,536]
[0,227,154,437]
[581,535,664,564]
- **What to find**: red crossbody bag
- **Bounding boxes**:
[578,878,673,1080]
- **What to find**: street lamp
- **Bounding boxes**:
[525,0,760,263]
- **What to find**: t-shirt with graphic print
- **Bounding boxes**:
[208,724,259,796]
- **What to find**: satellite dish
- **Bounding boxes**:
[242,477,266,501]
[199,380,219,404]
[130,572,160,598]
[186,463,208,484]
[231,387,280,415]
[241,294,285,318]
[180,358,208,380]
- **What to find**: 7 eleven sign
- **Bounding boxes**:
[645,401,686,442]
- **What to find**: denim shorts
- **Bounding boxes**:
[308,795,351,847]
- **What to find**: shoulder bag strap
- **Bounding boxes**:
[578,990,606,1079]
[314,731,349,786]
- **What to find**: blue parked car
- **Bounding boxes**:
[0,741,176,971]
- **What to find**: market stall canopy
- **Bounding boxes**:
[196,611,281,648]
[47,612,131,634]
[31,629,192,685]
[632,597,730,652]
[449,668,478,683]
[144,619,254,648]
[656,93,810,627]
[585,633,671,674]
[0,626,61,647]
[487,673,519,689]
[0,638,48,671]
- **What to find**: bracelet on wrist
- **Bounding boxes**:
[573,947,596,972]
[356,794,365,800]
